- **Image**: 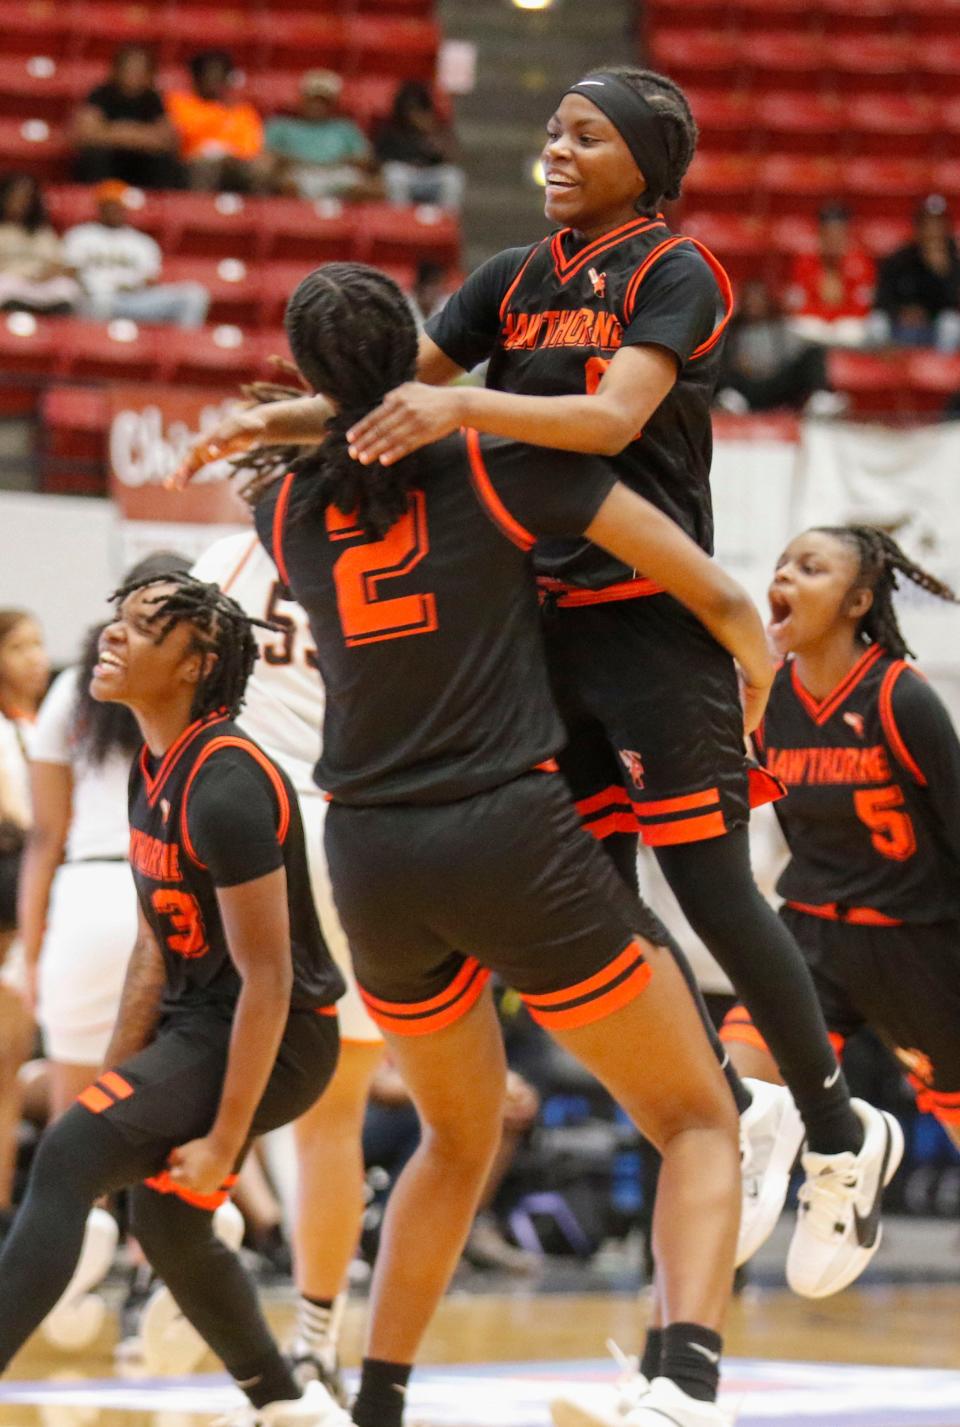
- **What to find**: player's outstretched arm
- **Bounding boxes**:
[169,867,293,1197]
[102,902,166,1067]
[171,395,335,489]
[587,483,773,733]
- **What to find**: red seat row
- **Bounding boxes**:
[650,28,960,93]
[679,154,960,220]
[679,211,911,284]
[827,349,960,417]
[644,0,960,35]
[0,5,439,79]
[0,60,418,132]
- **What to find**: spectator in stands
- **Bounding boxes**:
[63,180,209,328]
[374,81,464,212]
[264,70,381,202]
[784,203,875,349]
[0,175,80,315]
[409,260,449,326]
[716,278,843,416]
[166,50,267,193]
[71,44,182,192]
[871,195,960,353]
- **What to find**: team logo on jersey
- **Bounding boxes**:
[588,267,606,297]
[843,711,866,738]
[160,798,171,824]
[619,749,645,789]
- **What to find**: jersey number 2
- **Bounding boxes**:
[151,889,209,958]
[326,489,438,647]
[854,785,917,862]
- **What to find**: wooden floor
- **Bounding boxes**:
[4,1284,960,1426]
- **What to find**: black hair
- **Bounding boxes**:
[582,65,698,209]
[391,80,434,125]
[189,49,233,85]
[242,262,421,539]
[72,551,190,765]
[111,43,157,78]
[109,568,273,720]
[0,172,48,233]
[814,525,958,660]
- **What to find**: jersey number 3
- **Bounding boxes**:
[326,489,438,647]
[853,785,917,862]
[151,889,209,959]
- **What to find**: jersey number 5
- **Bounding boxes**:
[326,489,438,647]
[151,889,209,958]
[853,785,917,862]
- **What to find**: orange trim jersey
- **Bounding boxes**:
[252,432,616,805]
[128,713,344,1012]
[755,651,960,925]
[426,219,733,596]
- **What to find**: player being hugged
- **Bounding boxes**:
[181,261,780,1427]
[723,526,960,1288]
[0,571,348,1427]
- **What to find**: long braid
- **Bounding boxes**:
[816,525,959,660]
[110,571,276,719]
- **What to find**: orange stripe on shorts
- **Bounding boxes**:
[99,1072,134,1100]
[78,1085,114,1114]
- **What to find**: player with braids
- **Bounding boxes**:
[723,525,960,1202]
[0,569,348,1427]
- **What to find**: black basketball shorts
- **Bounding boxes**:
[76,1005,339,1208]
[541,592,782,848]
[722,905,960,1129]
[324,771,673,1038]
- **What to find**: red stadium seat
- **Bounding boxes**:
[906,351,960,410]
[39,383,110,493]
[69,4,164,62]
[757,155,844,217]
[355,202,460,267]
[679,152,763,214]
[929,160,960,203]
[685,90,757,152]
[753,92,843,156]
[914,35,960,92]
[843,95,936,156]
[0,313,58,415]
[902,0,960,36]
[857,216,912,260]
[47,184,167,241]
[646,30,742,86]
[843,157,932,218]
[729,0,816,25]
[346,17,440,83]
[257,328,294,371]
[0,117,69,183]
[826,349,913,417]
[767,214,819,258]
[0,0,72,58]
[159,325,262,389]
[162,256,262,327]
[0,57,101,123]
[159,9,257,67]
[819,0,903,31]
[827,34,911,90]
[645,0,731,22]
[345,74,409,130]
[678,212,772,284]
[243,71,300,122]
[161,193,261,260]
[255,197,357,262]
[251,14,349,72]
[54,318,160,382]
[739,32,827,88]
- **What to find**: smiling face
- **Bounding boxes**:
[541,92,647,239]
[90,583,210,715]
[768,530,874,659]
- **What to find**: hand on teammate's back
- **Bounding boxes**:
[347,382,465,466]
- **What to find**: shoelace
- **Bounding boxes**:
[797,1164,860,1239]
[606,1338,649,1412]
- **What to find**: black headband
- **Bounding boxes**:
[564,74,670,201]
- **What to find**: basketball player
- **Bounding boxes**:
[722,526,960,1291]
[0,572,347,1427]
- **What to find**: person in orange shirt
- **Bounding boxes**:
[166,50,268,193]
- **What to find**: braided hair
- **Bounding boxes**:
[109,569,274,720]
[815,525,958,660]
[582,65,699,210]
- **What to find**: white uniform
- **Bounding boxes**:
[192,532,380,1043]
[29,668,138,1064]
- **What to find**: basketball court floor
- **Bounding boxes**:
[3,1278,960,1427]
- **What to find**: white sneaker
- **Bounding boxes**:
[42,1208,119,1351]
[736,1078,804,1266]
[219,1380,355,1427]
[550,1341,650,1427]
[140,1199,246,1374]
[786,1098,905,1298]
[620,1378,730,1426]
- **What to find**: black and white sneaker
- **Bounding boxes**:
[289,1340,349,1406]
[787,1098,904,1298]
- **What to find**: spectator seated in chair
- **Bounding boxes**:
[265,70,382,203]
[374,81,464,213]
[715,278,843,416]
[71,44,183,192]
[784,203,876,350]
[166,50,269,194]
[869,194,960,354]
[0,174,80,315]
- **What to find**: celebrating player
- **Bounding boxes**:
[182,260,783,1427]
[194,65,902,1314]
[722,526,960,1289]
[0,571,347,1427]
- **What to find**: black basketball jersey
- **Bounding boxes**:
[756,648,960,925]
[128,712,345,1012]
[253,431,617,805]
[426,218,733,593]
